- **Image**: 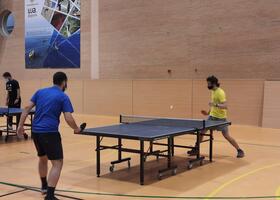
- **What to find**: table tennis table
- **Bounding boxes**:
[80,115,231,185]
[0,107,35,142]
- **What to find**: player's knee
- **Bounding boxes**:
[39,155,48,163]
[51,159,63,169]
[222,131,230,139]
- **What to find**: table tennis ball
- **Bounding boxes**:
[170,105,174,110]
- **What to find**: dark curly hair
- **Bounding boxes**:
[206,75,220,87]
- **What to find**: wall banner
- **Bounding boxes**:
[25,0,81,68]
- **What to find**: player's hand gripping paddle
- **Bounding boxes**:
[201,110,208,116]
[75,123,87,134]
[80,123,87,132]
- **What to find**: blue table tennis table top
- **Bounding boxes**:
[82,116,231,140]
[0,107,34,115]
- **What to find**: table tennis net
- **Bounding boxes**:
[120,115,206,128]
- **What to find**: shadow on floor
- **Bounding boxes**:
[71,153,249,193]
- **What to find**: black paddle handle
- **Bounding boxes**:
[80,123,87,132]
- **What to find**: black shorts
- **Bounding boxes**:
[8,98,21,108]
[32,132,63,160]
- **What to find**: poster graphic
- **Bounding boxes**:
[25,0,81,68]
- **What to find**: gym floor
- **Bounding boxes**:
[0,114,279,200]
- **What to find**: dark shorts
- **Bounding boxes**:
[208,116,229,133]
[32,132,63,160]
[8,98,21,108]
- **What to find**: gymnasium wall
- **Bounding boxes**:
[0,0,276,127]
[100,0,280,79]
[0,0,280,80]
[262,81,280,129]
[0,79,264,127]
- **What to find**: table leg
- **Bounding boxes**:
[150,141,153,153]
[210,130,213,162]
[118,138,122,160]
[168,137,171,168]
[5,116,9,142]
[196,130,200,159]
[110,138,131,169]
[96,136,101,177]
[158,137,177,179]
[171,137,175,156]
[140,140,145,185]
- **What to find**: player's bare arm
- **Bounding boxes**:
[63,112,81,134]
[17,101,35,136]
[209,101,228,109]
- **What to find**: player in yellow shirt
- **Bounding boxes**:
[188,76,245,158]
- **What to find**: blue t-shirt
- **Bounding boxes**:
[31,86,74,133]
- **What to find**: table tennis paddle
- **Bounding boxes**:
[80,123,87,132]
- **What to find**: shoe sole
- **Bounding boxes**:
[237,154,245,158]
[41,190,47,195]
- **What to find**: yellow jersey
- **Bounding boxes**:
[210,88,227,119]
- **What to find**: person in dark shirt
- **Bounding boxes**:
[17,72,82,200]
[2,72,21,129]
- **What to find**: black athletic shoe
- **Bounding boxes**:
[237,149,245,158]
[44,196,59,200]
[187,148,198,156]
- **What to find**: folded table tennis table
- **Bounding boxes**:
[0,107,35,142]
[80,115,231,185]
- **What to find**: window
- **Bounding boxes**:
[0,10,15,37]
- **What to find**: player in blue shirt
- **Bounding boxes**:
[17,72,82,200]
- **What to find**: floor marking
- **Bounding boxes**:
[206,163,280,199]
[0,189,27,197]
[275,186,280,200]
[0,181,84,200]
[1,181,280,199]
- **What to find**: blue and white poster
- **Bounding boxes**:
[25,0,81,68]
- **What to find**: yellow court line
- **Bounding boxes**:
[206,163,280,199]
[275,186,280,200]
